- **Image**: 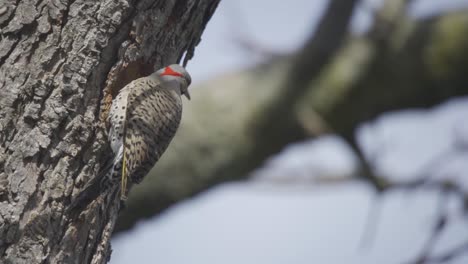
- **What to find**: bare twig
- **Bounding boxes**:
[405,191,448,264]
[359,194,384,249]
[224,1,281,59]
[424,240,468,263]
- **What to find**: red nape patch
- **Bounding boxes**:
[161,66,183,77]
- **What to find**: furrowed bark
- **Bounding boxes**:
[0,0,219,263]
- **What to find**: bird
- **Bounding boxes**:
[70,64,191,210]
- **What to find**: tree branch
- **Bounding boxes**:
[116,6,468,232]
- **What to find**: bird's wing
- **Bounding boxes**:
[120,80,182,199]
[108,86,131,155]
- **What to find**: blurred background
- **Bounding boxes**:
[110,0,468,263]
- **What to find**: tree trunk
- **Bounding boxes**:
[0,0,219,263]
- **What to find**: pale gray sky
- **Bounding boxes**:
[187,0,468,83]
[186,0,326,82]
[110,1,468,263]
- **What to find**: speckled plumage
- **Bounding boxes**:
[119,78,182,193]
[70,65,191,208]
[109,65,190,200]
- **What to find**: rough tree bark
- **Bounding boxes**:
[116,1,468,232]
[0,0,219,263]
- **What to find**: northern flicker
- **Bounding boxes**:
[71,64,191,209]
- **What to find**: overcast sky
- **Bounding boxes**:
[110,1,468,263]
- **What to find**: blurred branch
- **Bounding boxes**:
[116,3,468,233]
[359,195,383,249]
[408,191,448,264]
[234,35,283,59]
[225,1,282,59]
[370,0,414,39]
[255,144,468,264]
[303,0,468,193]
[116,0,360,232]
[420,240,468,264]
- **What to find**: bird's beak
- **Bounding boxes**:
[183,90,191,100]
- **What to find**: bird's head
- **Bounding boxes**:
[157,64,192,100]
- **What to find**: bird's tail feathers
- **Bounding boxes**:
[67,158,116,213]
[121,149,128,202]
